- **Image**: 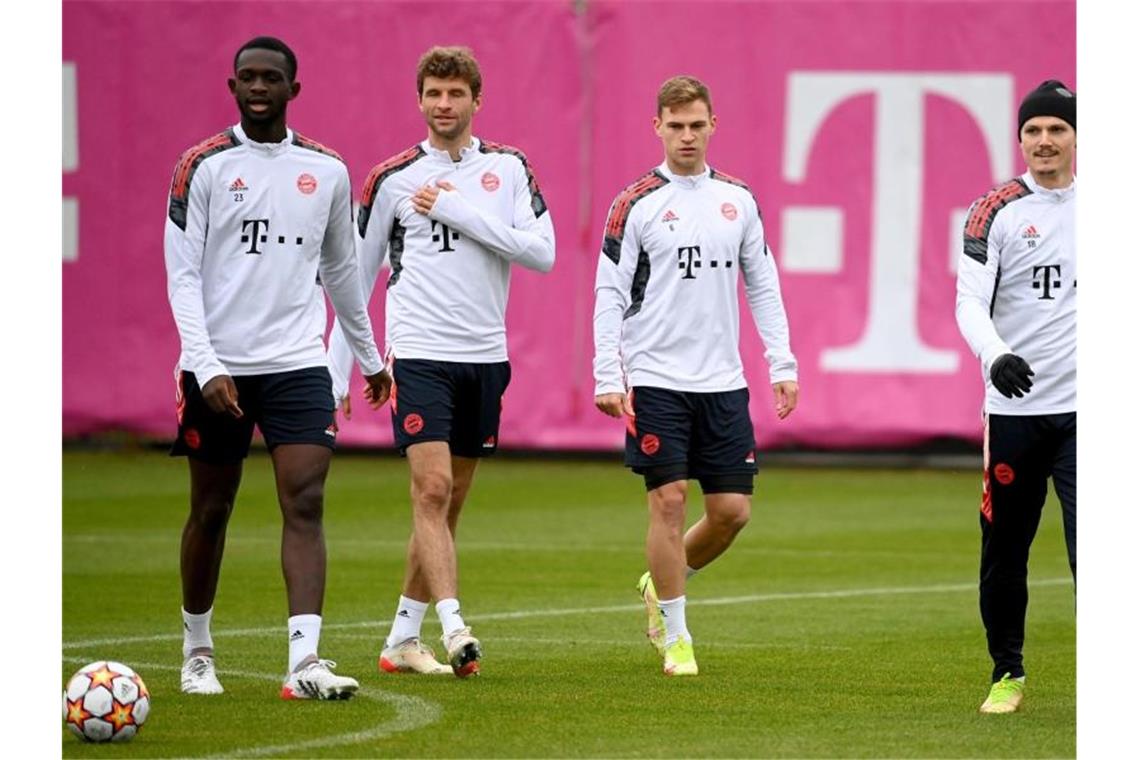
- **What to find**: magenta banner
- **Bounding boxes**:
[62,0,1075,450]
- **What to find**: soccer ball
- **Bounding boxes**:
[63,661,150,742]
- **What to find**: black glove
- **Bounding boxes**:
[990,354,1035,398]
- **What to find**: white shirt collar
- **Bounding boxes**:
[657,161,710,188]
[232,123,294,154]
[421,136,482,163]
[1022,170,1076,200]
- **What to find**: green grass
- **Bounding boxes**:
[62,450,1075,757]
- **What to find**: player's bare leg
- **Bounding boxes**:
[645,479,698,675]
[683,493,751,570]
[182,460,242,618]
[646,480,689,601]
[272,444,332,616]
[405,442,458,599]
[180,459,241,693]
[382,456,480,675]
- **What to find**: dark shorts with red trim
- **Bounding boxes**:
[625,386,758,485]
[170,367,336,465]
[390,359,511,457]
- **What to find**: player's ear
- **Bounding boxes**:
[709,113,717,134]
[473,92,482,113]
[227,77,237,95]
[289,81,301,100]
[653,116,663,137]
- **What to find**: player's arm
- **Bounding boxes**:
[326,168,397,409]
[955,204,1012,373]
[318,165,386,398]
[426,158,555,272]
[739,201,798,418]
[592,199,638,418]
[164,158,231,395]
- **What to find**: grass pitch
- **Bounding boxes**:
[62,449,1075,757]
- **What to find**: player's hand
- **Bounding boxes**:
[773,380,799,420]
[363,369,393,408]
[595,392,633,419]
[990,354,1035,398]
[411,181,455,216]
[338,393,352,421]
[202,375,243,419]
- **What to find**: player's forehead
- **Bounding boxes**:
[234,48,290,76]
[660,100,711,124]
[421,76,473,95]
[1021,115,1071,132]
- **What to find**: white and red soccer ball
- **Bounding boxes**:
[63,661,149,742]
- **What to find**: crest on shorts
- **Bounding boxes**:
[403,413,424,435]
[640,434,660,455]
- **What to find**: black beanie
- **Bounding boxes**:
[1018,80,1076,134]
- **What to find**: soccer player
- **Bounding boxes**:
[327,46,555,677]
[592,76,798,676]
[165,37,391,700]
[955,80,1076,714]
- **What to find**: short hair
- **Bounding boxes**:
[416,46,483,99]
[657,75,713,117]
[234,36,297,82]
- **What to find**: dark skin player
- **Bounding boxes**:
[182,46,391,657]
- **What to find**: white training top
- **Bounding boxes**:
[326,136,555,400]
[956,172,1076,415]
[593,163,797,395]
[164,123,382,388]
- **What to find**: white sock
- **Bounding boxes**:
[182,607,214,659]
[287,614,321,673]
[386,596,429,648]
[435,598,467,637]
[686,565,699,579]
[658,595,690,646]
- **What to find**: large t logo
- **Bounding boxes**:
[782,73,1014,372]
[241,218,270,254]
[431,220,460,252]
[1032,264,1062,300]
[678,246,701,279]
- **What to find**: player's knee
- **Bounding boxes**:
[413,470,453,512]
[281,480,325,525]
[188,497,235,534]
[649,480,688,523]
[714,500,751,534]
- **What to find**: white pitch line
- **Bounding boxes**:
[62,577,1071,650]
[61,655,442,758]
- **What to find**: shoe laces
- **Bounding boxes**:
[186,656,213,676]
[991,674,1023,697]
[298,658,337,676]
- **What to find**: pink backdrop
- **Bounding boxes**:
[62,0,1075,450]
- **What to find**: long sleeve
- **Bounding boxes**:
[326,171,396,401]
[319,165,383,383]
[430,160,555,273]
[592,201,638,396]
[739,207,797,383]
[956,207,1011,374]
[164,159,228,388]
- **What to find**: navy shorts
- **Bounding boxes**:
[170,367,336,465]
[391,359,511,457]
[625,386,758,491]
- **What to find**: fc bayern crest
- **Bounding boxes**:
[481,172,501,192]
[297,173,318,194]
[721,202,738,221]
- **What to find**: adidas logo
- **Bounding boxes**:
[397,609,410,618]
[229,177,248,192]
[289,629,304,641]
[183,622,191,631]
[661,209,679,223]
[482,436,496,448]
[1022,225,1040,239]
[745,452,756,464]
